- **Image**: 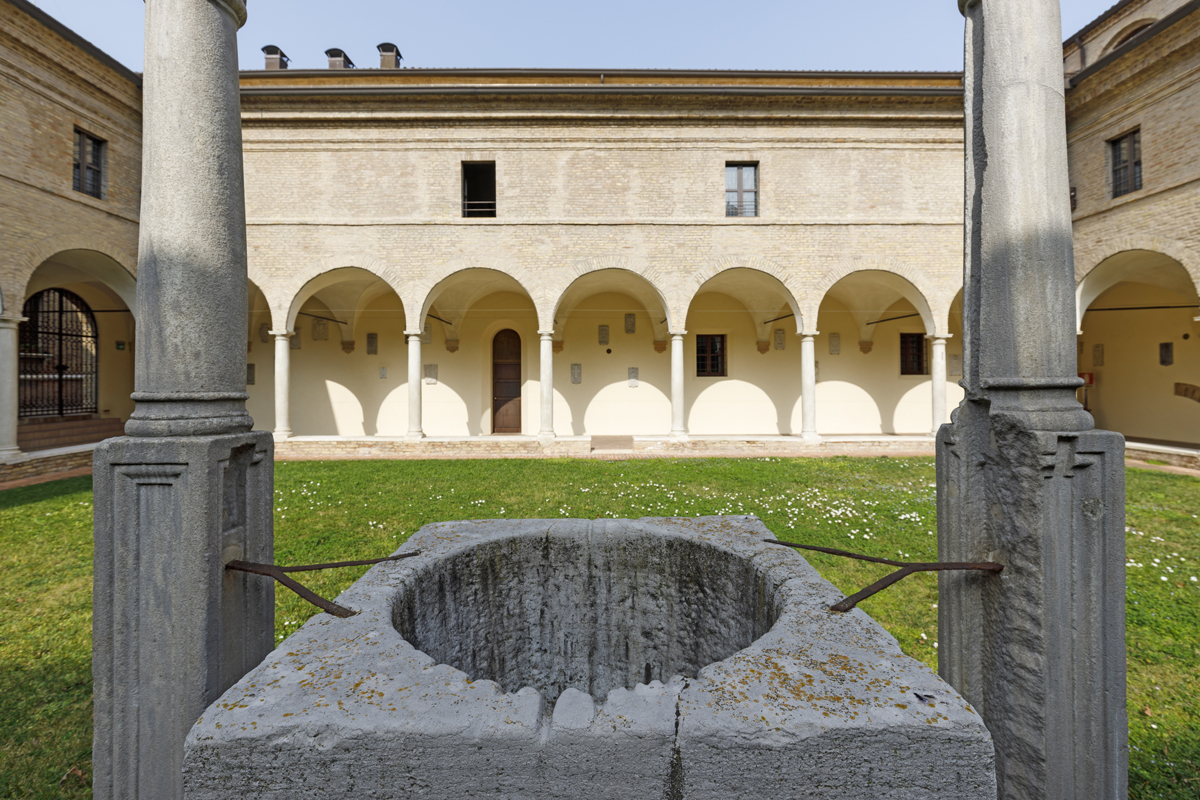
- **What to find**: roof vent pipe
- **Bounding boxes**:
[325,48,355,69]
[378,42,402,69]
[262,45,289,70]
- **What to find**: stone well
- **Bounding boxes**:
[183,517,996,799]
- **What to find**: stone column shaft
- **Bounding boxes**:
[538,331,554,442]
[939,3,1127,799]
[92,3,274,799]
[271,331,292,441]
[930,335,948,435]
[669,332,687,440]
[407,334,423,439]
[0,315,23,460]
[800,333,819,442]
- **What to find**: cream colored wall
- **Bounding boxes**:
[555,292,670,436]
[246,298,275,432]
[1078,282,1200,443]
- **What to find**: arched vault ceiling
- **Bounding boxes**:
[822,271,934,341]
[288,268,397,341]
[1077,250,1199,331]
[691,268,801,341]
[26,250,137,316]
[421,269,530,339]
[553,270,669,341]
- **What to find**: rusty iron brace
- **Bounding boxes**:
[226,552,421,618]
[764,540,1003,612]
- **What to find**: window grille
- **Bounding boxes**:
[18,288,100,417]
[73,130,105,198]
[1111,130,1141,198]
[725,164,757,217]
[696,334,727,376]
[463,162,496,217]
[900,333,928,376]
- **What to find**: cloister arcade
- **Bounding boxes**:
[5,245,1200,456]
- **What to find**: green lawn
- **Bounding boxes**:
[1,457,1196,798]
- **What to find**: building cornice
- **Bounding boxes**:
[2,0,141,87]
[1068,0,1200,88]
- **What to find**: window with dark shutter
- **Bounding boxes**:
[696,334,727,376]
[725,164,757,217]
[1111,130,1142,198]
[463,162,496,217]
[900,333,928,375]
[73,129,105,199]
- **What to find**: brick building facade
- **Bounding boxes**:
[1,0,1197,469]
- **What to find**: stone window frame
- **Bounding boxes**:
[73,128,107,200]
[696,333,728,377]
[1109,128,1142,199]
[725,162,758,218]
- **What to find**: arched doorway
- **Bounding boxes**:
[492,329,522,433]
[19,288,99,417]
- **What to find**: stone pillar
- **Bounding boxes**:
[92,2,274,799]
[929,334,948,435]
[939,3,1127,799]
[800,333,820,443]
[271,330,292,441]
[0,315,23,460]
[407,333,423,440]
[669,332,687,440]
[538,331,554,443]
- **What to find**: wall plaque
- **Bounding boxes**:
[290,326,301,349]
[775,329,786,350]
[571,363,582,384]
[367,333,378,355]
[598,325,610,345]
[1092,343,1103,367]
[312,319,329,341]
[424,364,438,384]
[1175,383,1200,403]
[1160,342,1174,366]
[246,363,255,385]
[949,353,963,376]
[625,314,636,334]
[421,323,432,345]
[828,332,840,355]
[628,367,639,388]
[259,323,270,344]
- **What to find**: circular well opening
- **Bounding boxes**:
[392,534,778,704]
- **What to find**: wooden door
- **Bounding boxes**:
[492,329,522,433]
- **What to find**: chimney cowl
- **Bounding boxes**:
[325,48,355,69]
[262,44,289,70]
[378,42,402,69]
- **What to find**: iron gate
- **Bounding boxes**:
[18,288,100,417]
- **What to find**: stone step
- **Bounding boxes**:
[18,417,125,451]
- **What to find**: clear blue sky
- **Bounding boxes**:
[29,0,1116,73]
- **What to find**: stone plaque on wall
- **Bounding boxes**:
[367,333,378,355]
[949,353,963,376]
[258,323,269,344]
[774,329,786,350]
[290,326,301,349]
[628,367,638,388]
[829,333,841,355]
[246,363,255,385]
[625,314,636,334]
[1092,344,1104,367]
[424,364,438,384]
[571,363,582,384]
[421,323,432,345]
[598,325,609,345]
[312,319,329,341]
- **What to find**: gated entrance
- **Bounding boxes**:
[18,288,100,418]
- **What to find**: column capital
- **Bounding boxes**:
[269,329,293,339]
[958,0,979,16]
[538,330,555,339]
[669,331,687,339]
[0,315,26,328]
[800,332,819,341]
[926,333,952,341]
[406,332,424,342]
[210,0,248,28]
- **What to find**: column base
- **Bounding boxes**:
[800,432,823,444]
[537,433,556,446]
[405,432,425,442]
[272,430,292,443]
[0,446,21,463]
[669,431,689,443]
[93,431,275,799]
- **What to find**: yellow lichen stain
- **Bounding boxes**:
[895,704,908,710]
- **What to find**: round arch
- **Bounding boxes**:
[284,266,404,340]
[414,266,539,341]
[551,268,673,343]
[404,257,545,334]
[1076,249,1199,332]
[257,254,404,332]
[682,257,805,334]
[21,247,137,317]
[810,259,941,337]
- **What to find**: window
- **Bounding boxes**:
[1111,130,1141,198]
[696,334,727,376]
[462,161,496,217]
[900,333,928,376]
[725,163,757,217]
[73,129,105,198]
